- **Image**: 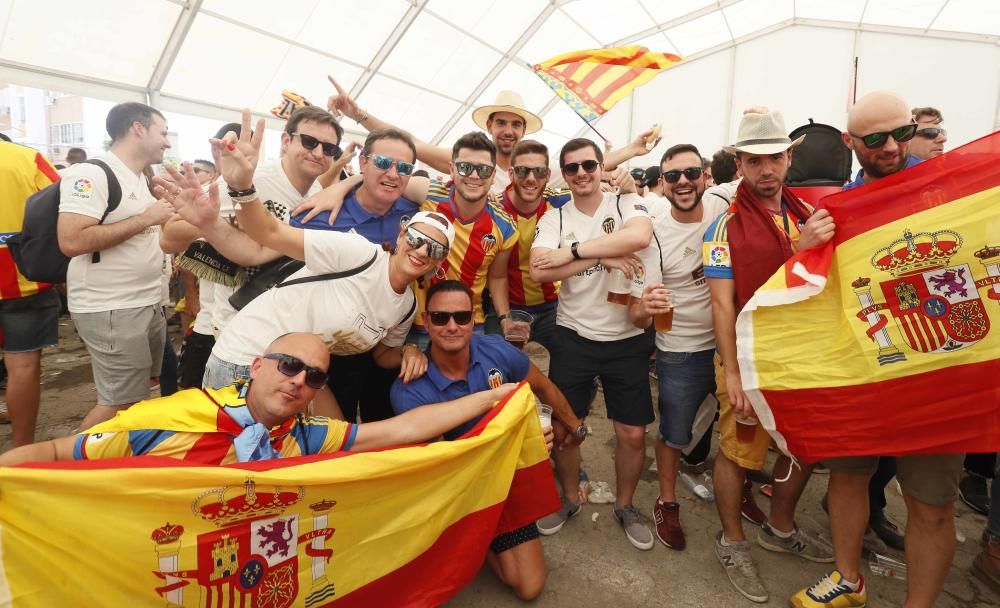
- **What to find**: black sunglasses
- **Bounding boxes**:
[262,353,328,389]
[561,160,600,175]
[427,310,474,326]
[455,161,495,179]
[365,153,415,176]
[848,123,918,149]
[916,127,947,139]
[405,227,449,260]
[292,132,342,158]
[663,167,703,183]
[512,165,549,179]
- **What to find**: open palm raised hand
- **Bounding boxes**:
[151,162,221,229]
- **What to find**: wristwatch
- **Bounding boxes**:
[570,241,582,260]
[573,423,587,440]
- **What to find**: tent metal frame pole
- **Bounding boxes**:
[147,0,204,105]
[349,0,428,100]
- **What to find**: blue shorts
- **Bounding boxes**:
[0,289,60,353]
[655,349,716,449]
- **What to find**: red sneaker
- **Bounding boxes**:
[653,498,685,550]
[741,480,767,527]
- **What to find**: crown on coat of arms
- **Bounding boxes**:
[150,522,184,544]
[192,478,304,528]
[871,229,962,277]
[974,245,1000,260]
[851,277,871,289]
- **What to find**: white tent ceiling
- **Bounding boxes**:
[2,0,998,161]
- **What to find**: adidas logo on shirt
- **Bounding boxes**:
[128,193,138,200]
[682,246,697,258]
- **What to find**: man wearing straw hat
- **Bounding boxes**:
[326,80,660,196]
[703,107,835,603]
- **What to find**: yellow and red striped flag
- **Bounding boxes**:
[737,132,1000,463]
[532,46,682,123]
[0,384,558,607]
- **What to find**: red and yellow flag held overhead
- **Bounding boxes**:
[737,132,1000,464]
[533,46,683,124]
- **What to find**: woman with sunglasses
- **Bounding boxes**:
[157,111,456,419]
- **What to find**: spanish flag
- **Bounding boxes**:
[0,385,558,606]
[533,46,682,123]
[737,132,1000,464]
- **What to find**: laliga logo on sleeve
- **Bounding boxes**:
[71,178,93,198]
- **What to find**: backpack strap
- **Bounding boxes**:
[398,293,417,326]
[557,207,563,247]
[86,159,122,264]
[275,252,378,289]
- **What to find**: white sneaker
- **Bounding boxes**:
[679,464,715,502]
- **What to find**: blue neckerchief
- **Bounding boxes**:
[225,403,280,462]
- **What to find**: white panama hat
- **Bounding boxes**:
[724,109,805,155]
[471,90,543,135]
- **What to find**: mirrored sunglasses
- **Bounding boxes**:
[849,123,918,149]
[512,166,549,179]
[262,353,327,389]
[366,153,415,176]
[455,161,495,179]
[405,227,449,260]
[916,127,947,139]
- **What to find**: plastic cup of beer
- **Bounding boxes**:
[503,310,534,350]
[735,414,758,443]
[653,288,675,332]
[606,269,631,305]
[536,403,553,432]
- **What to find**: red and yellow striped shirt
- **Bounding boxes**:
[494,185,571,310]
[0,142,59,299]
[413,180,518,330]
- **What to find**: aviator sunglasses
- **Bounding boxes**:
[262,353,328,389]
[455,161,495,179]
[405,227,449,260]
[848,123,918,149]
[427,310,474,326]
[365,153,415,176]
[291,132,342,158]
[663,167,703,183]
[561,160,600,175]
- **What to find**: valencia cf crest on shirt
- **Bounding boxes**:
[487,368,504,389]
[481,233,498,254]
[601,217,616,234]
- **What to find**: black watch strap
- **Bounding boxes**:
[571,241,582,260]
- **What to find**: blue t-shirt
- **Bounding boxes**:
[390,334,530,440]
[843,155,921,191]
[291,185,419,246]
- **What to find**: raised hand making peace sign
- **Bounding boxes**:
[211,108,266,192]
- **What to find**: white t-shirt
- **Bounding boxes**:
[59,153,163,313]
[490,166,510,197]
[192,280,214,336]
[642,195,730,352]
[210,158,321,336]
[533,192,655,342]
[211,231,415,365]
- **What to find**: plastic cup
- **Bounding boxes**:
[536,403,553,431]
[735,415,758,443]
[606,269,631,305]
[503,310,533,350]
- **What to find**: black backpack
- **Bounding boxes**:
[7,159,121,283]
[786,119,853,187]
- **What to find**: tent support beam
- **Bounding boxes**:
[147,0,204,101]
[349,0,429,101]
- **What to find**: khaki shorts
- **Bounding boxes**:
[823,454,964,506]
[716,355,771,471]
[73,305,166,406]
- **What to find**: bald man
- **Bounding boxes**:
[0,333,516,467]
[789,91,963,608]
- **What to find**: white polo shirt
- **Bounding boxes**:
[532,191,655,342]
[211,230,415,365]
[59,152,162,313]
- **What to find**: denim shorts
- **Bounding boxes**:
[655,349,717,449]
[0,289,59,353]
[202,352,250,389]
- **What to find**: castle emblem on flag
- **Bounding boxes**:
[148,477,337,608]
[852,229,999,364]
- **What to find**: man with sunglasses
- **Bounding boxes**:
[390,279,584,601]
[791,91,964,608]
[529,138,659,551]
[909,106,948,161]
[0,332,517,467]
[704,108,834,604]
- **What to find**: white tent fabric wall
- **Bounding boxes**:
[0,0,998,164]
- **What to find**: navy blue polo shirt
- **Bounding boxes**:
[843,155,921,191]
[291,185,419,245]
[390,334,530,440]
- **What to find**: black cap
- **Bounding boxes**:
[642,166,661,187]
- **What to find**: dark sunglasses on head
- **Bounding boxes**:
[292,132,342,158]
[262,353,328,389]
[663,167,703,183]
[512,165,549,179]
[365,153,415,176]
[405,227,449,260]
[427,310,474,326]
[455,161,495,179]
[849,123,918,149]
[561,159,600,175]
[916,127,947,139]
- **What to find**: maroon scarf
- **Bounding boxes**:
[727,180,813,311]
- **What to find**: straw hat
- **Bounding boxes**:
[472,91,543,134]
[724,108,805,155]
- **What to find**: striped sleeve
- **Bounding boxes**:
[703,212,734,280]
